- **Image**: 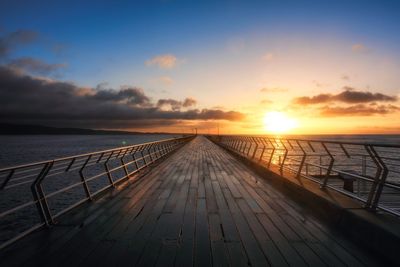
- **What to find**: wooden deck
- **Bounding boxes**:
[0,136,385,266]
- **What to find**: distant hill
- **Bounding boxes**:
[0,123,163,135]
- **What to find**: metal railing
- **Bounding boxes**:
[208,135,400,217]
[0,135,194,250]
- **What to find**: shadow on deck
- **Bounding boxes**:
[0,136,387,266]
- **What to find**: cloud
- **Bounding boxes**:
[319,104,400,117]
[260,99,272,105]
[262,53,274,62]
[157,97,197,111]
[260,87,288,93]
[157,98,182,111]
[0,30,38,58]
[352,44,367,52]
[7,57,67,75]
[293,94,332,105]
[145,54,178,69]
[91,87,151,106]
[0,66,244,128]
[337,87,396,103]
[183,97,197,107]
[158,75,174,86]
[341,75,350,81]
[293,87,397,105]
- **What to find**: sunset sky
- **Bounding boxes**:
[1,0,399,134]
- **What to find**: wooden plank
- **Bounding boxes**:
[221,188,269,267]
[194,199,212,266]
[208,213,230,267]
[175,188,197,266]
[211,180,241,242]
[237,199,288,267]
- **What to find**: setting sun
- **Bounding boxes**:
[263,111,298,134]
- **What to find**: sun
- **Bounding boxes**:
[263,111,298,134]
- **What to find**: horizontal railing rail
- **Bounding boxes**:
[0,135,194,250]
[207,135,400,217]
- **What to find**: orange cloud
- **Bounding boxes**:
[145,54,178,69]
[352,43,367,52]
[158,76,174,86]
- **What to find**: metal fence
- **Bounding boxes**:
[0,135,194,250]
[208,135,400,217]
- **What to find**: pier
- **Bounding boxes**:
[0,136,399,266]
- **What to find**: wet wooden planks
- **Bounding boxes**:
[0,136,385,266]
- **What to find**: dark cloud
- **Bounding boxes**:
[293,87,397,105]
[341,75,350,81]
[183,97,197,107]
[0,30,38,58]
[336,87,396,103]
[92,87,151,106]
[0,66,245,128]
[7,57,67,75]
[157,97,197,111]
[195,109,244,120]
[157,98,182,111]
[319,104,400,117]
[294,94,332,105]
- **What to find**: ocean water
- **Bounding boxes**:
[0,134,181,168]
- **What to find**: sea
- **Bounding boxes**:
[0,134,181,168]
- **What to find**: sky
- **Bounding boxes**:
[0,0,399,134]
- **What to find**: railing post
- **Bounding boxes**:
[295,140,306,178]
[241,137,247,154]
[148,144,154,163]
[362,155,366,176]
[120,156,129,178]
[80,155,92,200]
[370,146,389,211]
[251,137,259,159]
[153,144,161,159]
[259,138,267,162]
[238,138,244,153]
[141,147,148,166]
[132,147,140,170]
[365,145,383,209]
[31,162,54,226]
[246,137,252,156]
[279,139,288,173]
[320,142,334,189]
[234,137,241,151]
[0,169,14,190]
[104,152,115,187]
[267,138,275,168]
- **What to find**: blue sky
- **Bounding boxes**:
[1,0,399,133]
[2,0,399,85]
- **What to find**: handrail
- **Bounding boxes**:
[0,136,189,172]
[207,135,400,217]
[0,135,195,250]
